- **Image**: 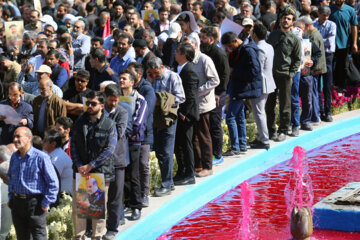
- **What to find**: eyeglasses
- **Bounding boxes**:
[86,101,99,107]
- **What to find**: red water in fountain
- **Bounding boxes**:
[238,181,255,240]
[163,133,360,240]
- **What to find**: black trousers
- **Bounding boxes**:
[210,91,226,159]
[10,195,47,240]
[124,144,142,210]
[107,167,125,232]
[320,52,334,116]
[299,75,314,125]
[174,119,195,178]
[334,48,348,88]
[265,75,293,134]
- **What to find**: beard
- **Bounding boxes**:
[200,42,211,53]
[87,108,101,116]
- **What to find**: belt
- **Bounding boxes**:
[13,193,42,199]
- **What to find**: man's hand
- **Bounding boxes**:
[78,164,92,177]
[352,44,358,54]
[304,60,314,68]
[19,118,27,125]
[68,43,74,55]
[215,95,220,107]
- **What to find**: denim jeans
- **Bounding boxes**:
[291,72,301,128]
[311,75,321,122]
[153,120,177,189]
[226,97,246,150]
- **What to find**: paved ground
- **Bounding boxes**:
[117,109,360,236]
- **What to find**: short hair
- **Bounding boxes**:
[0,146,12,162]
[31,9,41,17]
[32,135,42,150]
[147,56,163,69]
[297,15,313,26]
[38,38,49,46]
[143,29,156,39]
[177,42,195,62]
[90,48,107,63]
[253,23,267,40]
[158,6,168,13]
[8,82,23,92]
[119,33,133,44]
[177,13,191,22]
[123,24,135,34]
[114,0,125,8]
[44,129,62,148]
[260,0,271,10]
[105,84,121,97]
[99,81,116,90]
[192,1,203,9]
[91,37,104,45]
[75,20,85,29]
[242,4,253,12]
[318,5,331,15]
[128,62,144,75]
[55,116,73,129]
[47,49,60,59]
[49,39,60,49]
[200,26,218,40]
[85,91,105,104]
[24,31,37,40]
[57,3,68,11]
[120,69,137,82]
[221,31,238,45]
[86,2,96,12]
[76,69,90,80]
[280,6,297,21]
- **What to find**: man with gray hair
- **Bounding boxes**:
[314,5,336,122]
[72,20,91,72]
[21,31,37,56]
[146,56,185,196]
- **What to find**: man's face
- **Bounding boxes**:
[114,5,123,16]
[42,134,53,152]
[48,41,57,51]
[200,33,213,52]
[44,26,54,38]
[318,12,329,22]
[73,22,83,36]
[37,42,48,57]
[163,0,171,9]
[142,32,151,44]
[147,67,163,79]
[241,7,252,17]
[46,54,58,67]
[86,179,95,193]
[118,37,131,56]
[111,45,119,59]
[187,0,195,10]
[119,73,134,89]
[8,87,21,105]
[75,75,89,92]
[192,5,202,19]
[86,97,102,115]
[126,9,135,19]
[143,2,153,10]
[38,80,52,98]
[335,0,345,7]
[280,14,294,30]
[123,25,132,35]
[57,6,67,19]
[55,123,67,138]
[135,46,147,58]
[159,11,169,22]
[129,14,138,27]
[105,95,119,111]
[13,128,31,150]
[30,11,39,22]
[242,25,253,35]
[91,41,102,49]
[23,35,32,47]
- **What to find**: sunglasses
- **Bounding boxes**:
[86,101,99,107]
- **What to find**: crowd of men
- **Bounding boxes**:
[0,0,358,238]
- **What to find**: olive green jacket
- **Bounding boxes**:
[267,29,302,78]
[308,28,327,74]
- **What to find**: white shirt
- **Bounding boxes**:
[47,148,73,194]
[177,62,188,75]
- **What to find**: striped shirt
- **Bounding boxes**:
[151,68,186,105]
[8,147,59,208]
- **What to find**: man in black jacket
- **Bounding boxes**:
[103,85,129,240]
[173,43,200,185]
[200,26,230,165]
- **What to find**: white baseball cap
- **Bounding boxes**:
[168,22,182,39]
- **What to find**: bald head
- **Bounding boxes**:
[38,78,53,98]
[13,127,33,154]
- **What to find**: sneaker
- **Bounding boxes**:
[289,127,299,137]
[323,115,333,122]
[142,194,149,208]
[269,132,278,141]
[301,124,313,131]
[239,146,247,154]
[250,139,270,150]
[275,133,286,142]
[223,149,240,156]
[311,118,321,126]
[102,231,118,240]
[212,156,224,166]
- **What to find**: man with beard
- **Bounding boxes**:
[55,4,68,27]
[46,50,69,89]
[72,20,91,72]
[200,26,229,165]
[266,8,302,142]
[24,10,42,33]
[109,33,136,75]
[71,91,117,239]
[20,31,37,56]
[330,0,358,88]
[29,39,49,78]
[55,116,73,157]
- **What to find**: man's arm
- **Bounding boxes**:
[73,35,91,57]
[170,73,186,105]
[351,25,358,53]
[289,37,302,78]
[40,154,59,209]
[198,58,220,97]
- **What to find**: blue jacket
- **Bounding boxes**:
[229,39,262,99]
[135,78,156,145]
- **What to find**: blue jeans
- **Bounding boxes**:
[311,75,320,122]
[291,72,301,128]
[153,120,177,189]
[226,98,246,150]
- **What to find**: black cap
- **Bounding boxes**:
[133,39,147,48]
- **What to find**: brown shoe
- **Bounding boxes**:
[195,168,202,173]
[196,169,213,178]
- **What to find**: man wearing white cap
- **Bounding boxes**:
[162,22,183,70]
[239,18,254,45]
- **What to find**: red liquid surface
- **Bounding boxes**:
[164,133,360,240]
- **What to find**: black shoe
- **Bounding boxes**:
[119,218,125,225]
[289,127,299,137]
[171,183,175,191]
[323,115,333,122]
[173,174,184,182]
[154,187,171,197]
[130,209,141,221]
[301,124,313,131]
[174,176,196,186]
[275,133,286,142]
[124,207,132,214]
[269,132,278,141]
[102,231,118,240]
[84,229,92,238]
[240,146,248,154]
[250,140,270,150]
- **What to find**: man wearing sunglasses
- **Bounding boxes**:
[71,90,117,239]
